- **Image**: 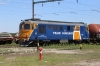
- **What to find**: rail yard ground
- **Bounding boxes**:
[0,43,100,66]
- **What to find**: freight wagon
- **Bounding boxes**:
[89,24,100,43]
[0,32,13,44]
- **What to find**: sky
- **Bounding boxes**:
[0,0,100,33]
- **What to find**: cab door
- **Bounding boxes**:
[73,25,81,40]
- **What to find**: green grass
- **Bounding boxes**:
[5,42,19,46]
[0,51,100,66]
[0,44,100,66]
[42,43,78,49]
[0,42,19,48]
[42,43,100,50]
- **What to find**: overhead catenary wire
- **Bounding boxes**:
[6,0,100,8]
[1,0,100,11]
[0,0,100,19]
[1,0,100,10]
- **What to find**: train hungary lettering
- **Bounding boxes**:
[53,32,73,35]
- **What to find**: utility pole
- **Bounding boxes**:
[76,0,78,3]
[32,0,63,20]
[32,0,34,20]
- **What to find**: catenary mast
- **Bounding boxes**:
[32,0,63,20]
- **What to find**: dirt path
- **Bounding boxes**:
[0,47,83,54]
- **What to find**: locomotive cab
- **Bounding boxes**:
[18,22,32,41]
[16,21,38,46]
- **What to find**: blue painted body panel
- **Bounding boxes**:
[29,24,89,41]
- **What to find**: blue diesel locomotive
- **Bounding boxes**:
[16,19,89,46]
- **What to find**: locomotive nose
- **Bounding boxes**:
[18,31,31,41]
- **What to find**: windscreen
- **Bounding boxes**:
[24,24,30,30]
[19,23,23,30]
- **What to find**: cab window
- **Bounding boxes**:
[19,24,22,30]
[24,24,30,30]
[32,25,34,29]
[74,26,80,31]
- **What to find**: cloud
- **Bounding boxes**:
[0,0,10,5]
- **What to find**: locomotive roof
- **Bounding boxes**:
[21,19,86,26]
